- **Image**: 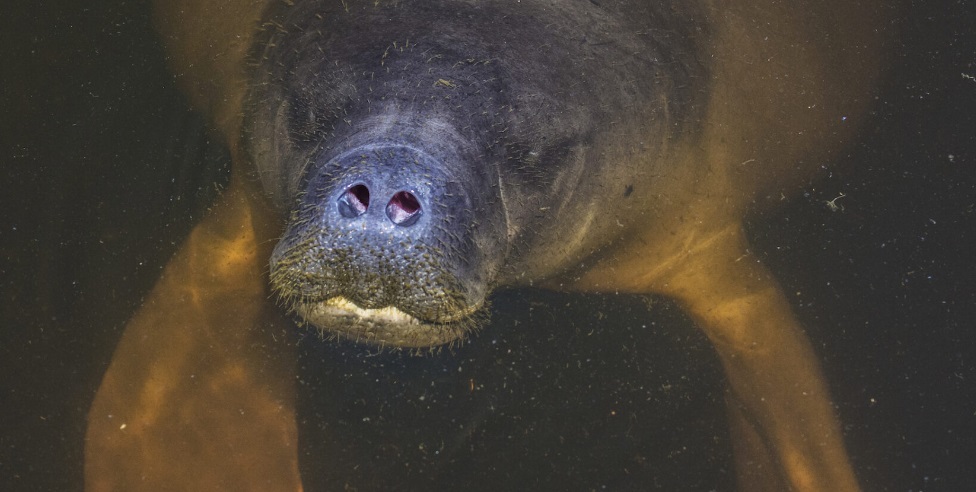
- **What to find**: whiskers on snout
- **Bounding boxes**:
[268,235,490,348]
[290,296,489,349]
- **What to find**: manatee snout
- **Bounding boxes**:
[270,144,498,347]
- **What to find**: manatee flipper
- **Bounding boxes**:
[84,176,300,491]
[654,224,859,491]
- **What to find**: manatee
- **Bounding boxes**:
[85,0,884,490]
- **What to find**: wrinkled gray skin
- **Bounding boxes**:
[88,1,879,488]
[248,0,704,346]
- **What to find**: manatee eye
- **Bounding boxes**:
[338,183,370,218]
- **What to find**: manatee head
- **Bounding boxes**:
[243,0,703,347]
[267,133,501,347]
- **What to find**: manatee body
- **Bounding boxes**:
[251,1,706,346]
[86,1,883,490]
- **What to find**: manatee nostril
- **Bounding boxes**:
[337,183,370,218]
[386,191,422,226]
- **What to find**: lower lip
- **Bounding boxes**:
[297,297,422,325]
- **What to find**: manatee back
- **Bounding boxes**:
[696,0,886,206]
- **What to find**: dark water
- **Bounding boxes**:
[2,1,975,490]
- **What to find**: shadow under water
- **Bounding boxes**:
[296,290,729,490]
